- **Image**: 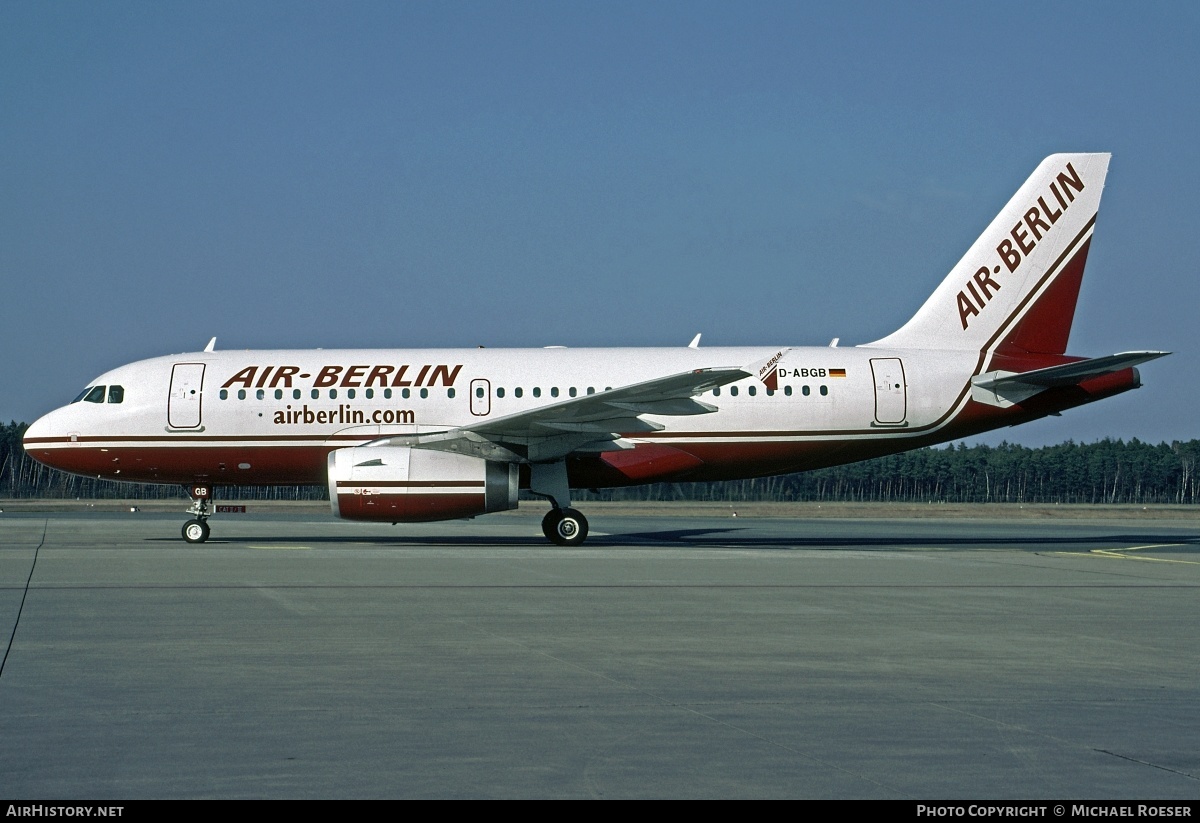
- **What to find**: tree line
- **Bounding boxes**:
[3,420,1199,505]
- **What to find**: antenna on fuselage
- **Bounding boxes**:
[204,337,217,352]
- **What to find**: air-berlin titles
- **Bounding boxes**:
[957,161,1086,331]
[273,404,415,426]
[221,363,463,390]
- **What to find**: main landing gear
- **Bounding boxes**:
[541,507,589,547]
[530,460,589,547]
[182,484,213,543]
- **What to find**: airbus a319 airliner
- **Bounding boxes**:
[24,154,1167,545]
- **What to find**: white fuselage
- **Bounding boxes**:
[24,343,1116,489]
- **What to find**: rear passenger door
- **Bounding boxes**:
[870,358,907,425]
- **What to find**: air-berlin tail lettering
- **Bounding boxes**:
[957,162,1086,330]
[221,364,464,390]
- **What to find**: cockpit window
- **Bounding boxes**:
[108,385,124,404]
[71,387,93,404]
[83,386,106,404]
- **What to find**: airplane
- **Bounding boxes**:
[23,153,1168,546]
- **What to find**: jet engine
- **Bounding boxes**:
[328,445,518,522]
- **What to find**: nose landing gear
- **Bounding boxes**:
[182,484,213,543]
[182,517,210,543]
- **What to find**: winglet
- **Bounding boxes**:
[204,337,217,352]
[746,348,791,391]
[688,333,702,349]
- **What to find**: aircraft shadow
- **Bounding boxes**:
[146,527,1200,551]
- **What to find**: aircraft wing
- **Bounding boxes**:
[971,351,1170,408]
[468,367,746,434]
[376,365,753,463]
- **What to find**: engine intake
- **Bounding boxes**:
[328,445,518,522]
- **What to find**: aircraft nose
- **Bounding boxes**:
[23,412,51,447]
[22,408,75,472]
[23,407,65,444]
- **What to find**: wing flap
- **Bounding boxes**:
[534,417,665,433]
[606,397,717,415]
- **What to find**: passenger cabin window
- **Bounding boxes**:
[83,386,106,404]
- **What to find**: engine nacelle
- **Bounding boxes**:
[328,445,518,522]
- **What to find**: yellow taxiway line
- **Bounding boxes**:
[1085,543,1198,565]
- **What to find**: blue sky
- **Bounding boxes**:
[2,1,1196,447]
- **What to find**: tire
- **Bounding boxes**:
[182,519,210,543]
[541,509,562,542]
[545,508,588,547]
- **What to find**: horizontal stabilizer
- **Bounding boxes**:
[971,351,1169,407]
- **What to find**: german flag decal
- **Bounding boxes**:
[830,368,847,378]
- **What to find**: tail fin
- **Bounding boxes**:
[867,153,1110,355]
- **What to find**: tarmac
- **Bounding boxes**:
[1,504,1198,798]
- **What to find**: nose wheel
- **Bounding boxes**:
[182,518,210,543]
[182,483,213,543]
[542,507,589,546]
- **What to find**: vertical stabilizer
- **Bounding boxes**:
[866,153,1109,355]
